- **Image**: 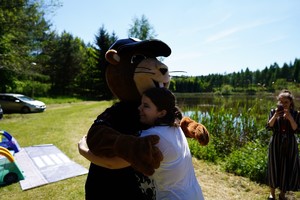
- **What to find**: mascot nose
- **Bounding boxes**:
[160,68,168,75]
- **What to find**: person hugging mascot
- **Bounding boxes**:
[80,37,209,200]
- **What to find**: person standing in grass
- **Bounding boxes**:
[266,89,300,200]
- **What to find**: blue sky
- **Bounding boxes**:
[51,0,300,76]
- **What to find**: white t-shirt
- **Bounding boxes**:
[141,126,205,200]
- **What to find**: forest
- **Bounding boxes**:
[1,0,300,99]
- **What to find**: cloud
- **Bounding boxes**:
[205,17,284,44]
[205,27,240,43]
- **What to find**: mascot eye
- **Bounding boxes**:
[131,54,147,64]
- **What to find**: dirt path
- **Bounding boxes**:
[193,158,300,200]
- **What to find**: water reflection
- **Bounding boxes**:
[175,93,276,112]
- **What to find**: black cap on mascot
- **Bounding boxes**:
[110,37,171,57]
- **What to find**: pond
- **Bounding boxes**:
[174,93,279,112]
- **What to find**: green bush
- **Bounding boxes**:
[223,140,268,183]
[188,138,219,163]
[188,106,261,158]
[12,80,51,97]
[220,84,233,95]
[183,101,273,183]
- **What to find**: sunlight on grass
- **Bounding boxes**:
[0,100,113,200]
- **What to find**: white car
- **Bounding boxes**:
[0,93,46,113]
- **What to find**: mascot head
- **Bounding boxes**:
[105,37,171,102]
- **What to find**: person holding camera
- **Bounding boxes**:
[266,89,300,200]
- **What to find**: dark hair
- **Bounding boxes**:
[277,89,295,110]
[143,87,182,126]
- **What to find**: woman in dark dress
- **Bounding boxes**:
[266,89,300,200]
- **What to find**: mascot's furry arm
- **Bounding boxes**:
[180,117,209,146]
[85,117,208,176]
[84,38,209,176]
[86,125,163,176]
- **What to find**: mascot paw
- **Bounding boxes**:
[180,117,210,146]
[194,123,209,146]
[115,134,163,176]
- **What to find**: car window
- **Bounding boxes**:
[18,96,34,101]
[8,96,17,102]
[0,96,9,101]
[0,96,17,102]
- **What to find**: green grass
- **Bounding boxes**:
[36,96,85,105]
[0,100,112,200]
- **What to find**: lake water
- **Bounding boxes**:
[174,93,278,112]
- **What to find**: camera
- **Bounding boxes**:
[277,104,284,112]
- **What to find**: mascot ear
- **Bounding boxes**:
[105,49,120,65]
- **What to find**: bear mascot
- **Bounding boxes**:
[79,37,209,200]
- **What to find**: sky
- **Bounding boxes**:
[50,0,300,76]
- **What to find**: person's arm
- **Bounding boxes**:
[78,135,130,169]
[86,124,163,176]
[267,110,278,128]
[284,110,298,131]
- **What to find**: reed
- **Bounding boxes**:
[185,99,275,183]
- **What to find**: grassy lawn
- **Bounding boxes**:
[0,101,111,200]
[0,100,299,200]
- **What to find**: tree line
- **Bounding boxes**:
[1,0,299,99]
[170,58,300,94]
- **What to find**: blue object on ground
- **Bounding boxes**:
[0,130,21,153]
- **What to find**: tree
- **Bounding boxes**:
[93,25,118,99]
[293,58,300,82]
[127,14,157,40]
[43,31,88,95]
[0,0,58,93]
[74,45,97,97]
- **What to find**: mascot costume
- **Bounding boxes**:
[83,37,209,200]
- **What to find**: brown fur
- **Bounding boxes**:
[180,117,209,146]
[87,38,209,175]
